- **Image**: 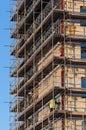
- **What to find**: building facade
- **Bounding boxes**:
[10,0,86,130]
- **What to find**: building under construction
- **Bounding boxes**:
[10,0,86,130]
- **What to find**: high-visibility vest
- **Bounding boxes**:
[49,99,56,109]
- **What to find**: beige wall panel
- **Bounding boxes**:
[74,1,83,12]
[76,97,86,111]
[64,0,86,12]
[65,44,81,59]
[38,67,61,98]
[65,23,86,37]
[65,96,75,111]
[38,106,50,122]
[75,23,86,36]
[38,45,61,71]
[54,119,82,130]
[53,120,62,130]
[65,96,86,112]
[38,53,53,71]
[66,68,86,88]
[66,68,74,88]
[75,45,81,58]
[65,120,82,130]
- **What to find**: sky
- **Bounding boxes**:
[0,0,11,130]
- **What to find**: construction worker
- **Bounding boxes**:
[55,99,60,110]
[49,99,56,112]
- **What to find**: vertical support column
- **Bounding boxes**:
[24,0,27,129]
[33,0,36,129]
[41,0,44,129]
[60,0,64,10]
[60,0,64,34]
[61,66,65,130]
[16,1,20,130]
[52,0,55,129]
[60,0,65,130]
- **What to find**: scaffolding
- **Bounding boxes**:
[10,0,86,130]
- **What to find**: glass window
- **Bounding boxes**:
[83,121,86,130]
[80,6,86,26]
[81,78,86,97]
[81,44,86,59]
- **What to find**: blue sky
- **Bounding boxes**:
[0,0,10,130]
